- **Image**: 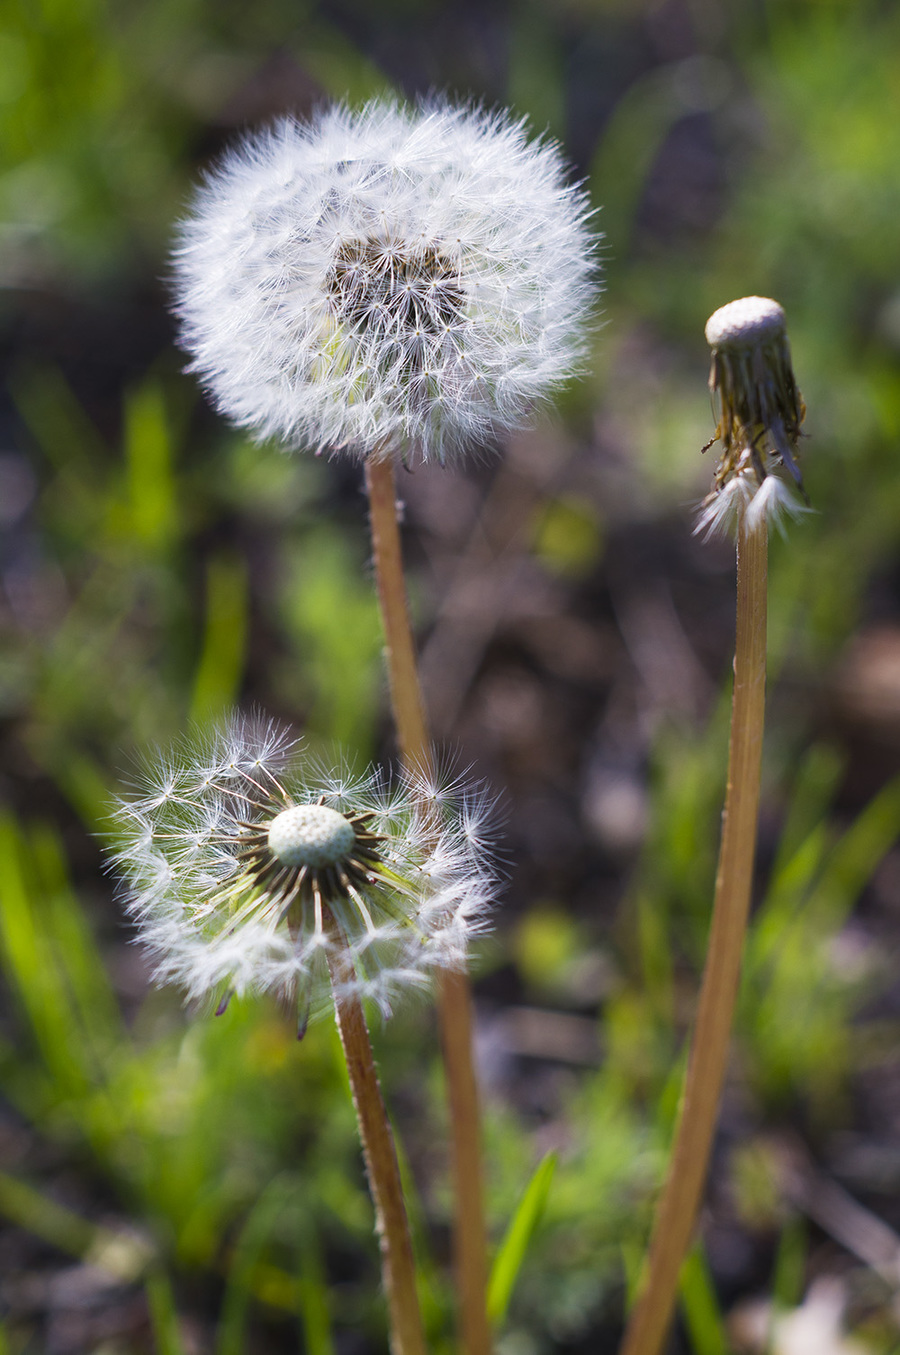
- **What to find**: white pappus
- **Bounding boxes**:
[108,716,498,1031]
[173,99,598,463]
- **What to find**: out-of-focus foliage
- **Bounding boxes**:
[3,0,900,1350]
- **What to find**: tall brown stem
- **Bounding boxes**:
[365,453,492,1355]
[364,455,430,769]
[327,935,427,1355]
[619,520,768,1355]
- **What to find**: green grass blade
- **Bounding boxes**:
[812,773,900,925]
[123,377,178,551]
[679,1243,727,1355]
[390,1116,443,1337]
[297,1232,335,1355]
[216,1179,290,1355]
[296,20,390,105]
[0,814,90,1097]
[0,1168,152,1282]
[770,1216,806,1316]
[620,1239,644,1314]
[12,362,107,480]
[768,744,844,881]
[31,821,123,1053]
[281,529,381,752]
[0,1169,94,1257]
[47,746,118,834]
[745,822,829,982]
[507,1,566,140]
[188,552,249,725]
[487,1150,557,1327]
[146,1271,188,1355]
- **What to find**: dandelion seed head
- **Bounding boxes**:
[173,99,598,464]
[108,716,497,1021]
[697,296,808,540]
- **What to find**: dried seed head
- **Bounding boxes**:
[697,296,809,540]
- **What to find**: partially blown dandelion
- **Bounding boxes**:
[173,99,597,462]
[697,296,807,538]
[110,717,495,1027]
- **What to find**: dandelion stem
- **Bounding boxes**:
[365,452,492,1355]
[436,964,491,1355]
[619,518,767,1355]
[365,454,430,769]
[327,930,427,1355]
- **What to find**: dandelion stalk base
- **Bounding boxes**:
[620,520,768,1355]
[365,452,492,1355]
[327,932,427,1355]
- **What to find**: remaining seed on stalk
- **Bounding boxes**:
[697,295,808,539]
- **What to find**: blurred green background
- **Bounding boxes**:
[4,0,900,1350]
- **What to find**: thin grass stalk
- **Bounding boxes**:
[327,930,427,1355]
[364,452,492,1355]
[619,518,768,1355]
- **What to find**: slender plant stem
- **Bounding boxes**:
[619,519,768,1355]
[364,453,492,1355]
[327,932,427,1355]
[434,964,490,1355]
[364,454,430,768]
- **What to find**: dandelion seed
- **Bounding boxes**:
[109,716,496,1024]
[696,296,809,539]
[173,99,598,463]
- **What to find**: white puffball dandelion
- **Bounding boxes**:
[108,716,496,1026]
[696,296,810,539]
[173,99,598,463]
